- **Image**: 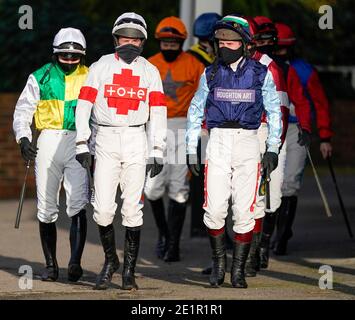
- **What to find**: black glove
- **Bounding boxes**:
[187,154,200,177]
[261,151,278,174]
[19,137,37,161]
[298,129,311,147]
[146,157,163,178]
[76,152,92,169]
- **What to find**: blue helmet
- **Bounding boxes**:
[213,14,252,43]
[193,12,222,40]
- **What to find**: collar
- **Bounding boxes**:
[229,56,244,72]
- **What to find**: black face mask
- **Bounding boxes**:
[218,46,243,65]
[161,49,182,62]
[58,62,79,74]
[256,44,274,56]
[115,44,143,64]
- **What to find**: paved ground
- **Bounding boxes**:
[0,168,354,300]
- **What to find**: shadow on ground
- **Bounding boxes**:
[1,173,354,298]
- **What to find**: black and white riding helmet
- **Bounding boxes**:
[53,27,86,56]
[112,12,147,40]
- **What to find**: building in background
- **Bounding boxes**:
[179,0,222,50]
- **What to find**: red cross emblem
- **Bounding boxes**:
[104,69,147,115]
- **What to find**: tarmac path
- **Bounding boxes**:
[0,171,354,300]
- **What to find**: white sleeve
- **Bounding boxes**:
[75,62,99,154]
[262,70,282,154]
[88,111,98,155]
[186,71,209,155]
[147,67,167,159]
[13,74,39,143]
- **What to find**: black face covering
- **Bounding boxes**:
[256,44,275,56]
[218,46,243,65]
[115,44,143,64]
[57,52,81,74]
[161,49,182,62]
[58,62,79,74]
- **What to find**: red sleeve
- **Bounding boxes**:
[307,70,332,140]
[269,61,287,92]
[287,66,312,133]
[79,86,98,104]
[268,61,289,145]
[149,91,166,107]
[280,106,289,146]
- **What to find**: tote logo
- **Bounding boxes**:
[318,5,333,30]
[18,5,33,30]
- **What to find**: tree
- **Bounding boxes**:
[0,0,178,91]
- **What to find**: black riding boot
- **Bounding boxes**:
[202,229,231,275]
[122,226,141,290]
[231,240,251,288]
[68,209,87,282]
[94,224,120,290]
[245,232,261,277]
[164,200,186,262]
[259,210,278,269]
[273,196,298,255]
[39,221,59,281]
[208,232,226,287]
[149,198,169,259]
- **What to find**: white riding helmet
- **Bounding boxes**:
[53,27,86,55]
[112,12,147,40]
